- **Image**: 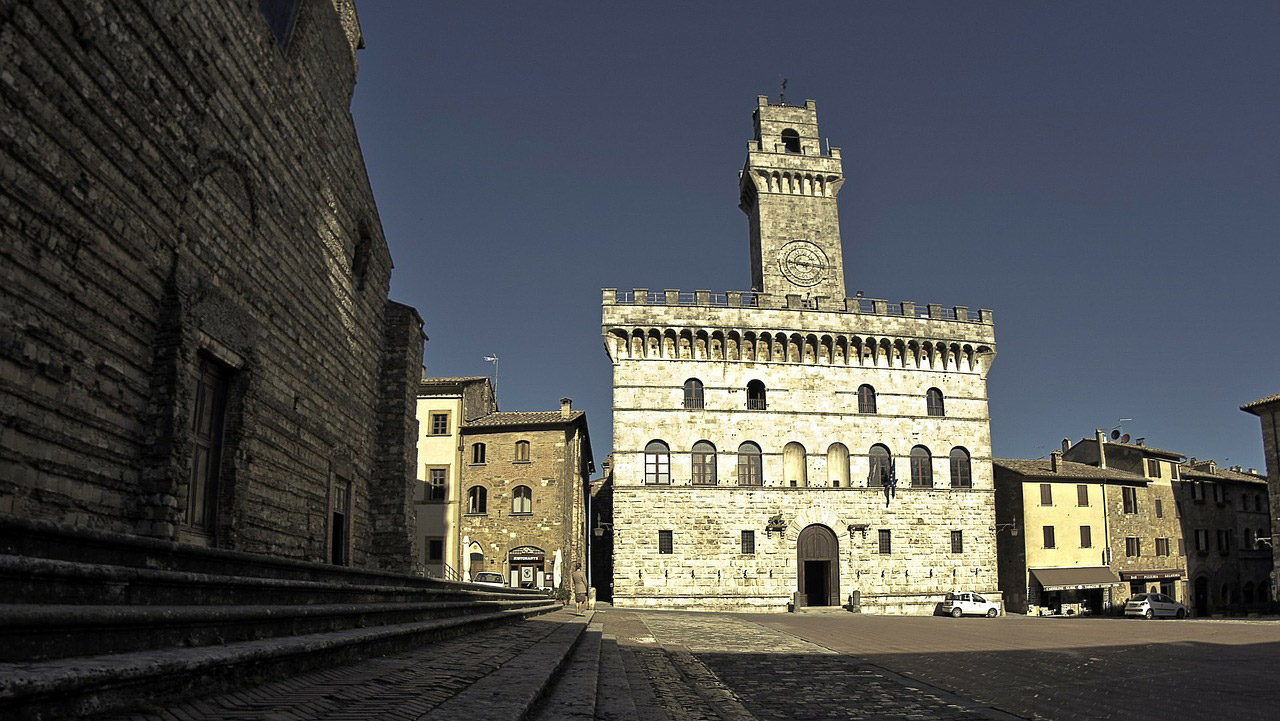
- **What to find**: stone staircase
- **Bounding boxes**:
[0,515,558,720]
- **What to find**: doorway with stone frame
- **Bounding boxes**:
[797,524,840,606]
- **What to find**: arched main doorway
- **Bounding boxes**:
[797,524,839,607]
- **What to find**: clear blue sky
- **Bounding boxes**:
[349,1,1279,470]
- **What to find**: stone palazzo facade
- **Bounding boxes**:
[601,97,999,613]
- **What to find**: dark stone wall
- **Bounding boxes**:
[0,0,423,567]
[371,301,423,573]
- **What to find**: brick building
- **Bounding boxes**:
[588,455,615,602]
[0,0,423,570]
[459,399,593,590]
[601,97,999,613]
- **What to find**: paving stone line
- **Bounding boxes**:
[528,621,602,721]
[594,635,640,721]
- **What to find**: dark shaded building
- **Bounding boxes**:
[0,0,422,571]
[588,454,614,602]
[1176,459,1273,614]
[1242,393,1280,592]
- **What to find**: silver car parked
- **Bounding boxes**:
[1124,592,1187,619]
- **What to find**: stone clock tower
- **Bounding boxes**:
[739,95,846,300]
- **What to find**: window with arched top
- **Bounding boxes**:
[910,446,933,487]
[683,378,704,409]
[737,442,763,486]
[746,380,767,410]
[950,447,972,488]
[514,440,530,462]
[827,443,850,488]
[867,444,891,487]
[691,441,717,485]
[511,485,532,514]
[781,128,800,153]
[466,486,487,514]
[783,442,807,487]
[926,388,945,416]
[471,442,486,464]
[858,385,877,414]
[644,440,670,485]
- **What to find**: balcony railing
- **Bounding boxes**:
[746,398,767,410]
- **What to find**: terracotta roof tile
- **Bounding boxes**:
[993,458,1148,482]
[465,410,585,428]
[1241,393,1280,412]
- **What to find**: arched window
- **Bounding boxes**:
[784,442,807,487]
[950,447,972,488]
[466,486,487,514]
[514,440,530,462]
[683,378,704,409]
[471,442,486,464]
[691,441,717,485]
[511,485,532,514]
[746,380,767,410]
[926,388,945,416]
[858,385,877,414]
[867,444,891,487]
[781,128,800,153]
[827,443,850,487]
[737,442,763,486]
[910,446,933,487]
[644,440,670,485]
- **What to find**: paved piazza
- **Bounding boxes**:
[608,609,1280,721]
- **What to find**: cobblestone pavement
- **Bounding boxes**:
[597,609,1014,721]
[747,612,1280,721]
[107,612,573,721]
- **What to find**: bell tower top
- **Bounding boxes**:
[739,95,846,301]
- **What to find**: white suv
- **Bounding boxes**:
[940,591,1001,618]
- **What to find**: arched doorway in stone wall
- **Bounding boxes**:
[797,524,839,607]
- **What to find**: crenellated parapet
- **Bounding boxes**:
[601,288,995,374]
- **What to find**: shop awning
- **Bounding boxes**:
[1031,566,1122,591]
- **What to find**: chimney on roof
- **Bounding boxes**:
[1095,429,1107,469]
[1249,468,1258,475]
[560,397,573,419]
[1135,438,1145,446]
[1061,438,1071,453]
[1050,451,1061,473]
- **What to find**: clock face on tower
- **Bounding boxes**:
[778,240,829,287]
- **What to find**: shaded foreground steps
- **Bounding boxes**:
[0,514,557,720]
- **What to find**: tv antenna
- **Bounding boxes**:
[779,76,788,104]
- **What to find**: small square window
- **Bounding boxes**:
[741,530,755,554]
[658,530,673,554]
[427,537,444,562]
[429,413,450,436]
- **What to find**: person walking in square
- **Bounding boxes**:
[572,563,588,616]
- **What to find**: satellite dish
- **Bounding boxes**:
[1121,434,1131,444]
[1111,430,1121,440]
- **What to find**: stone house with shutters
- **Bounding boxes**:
[458,399,594,591]
[0,0,424,570]
[1173,459,1272,614]
[601,97,999,614]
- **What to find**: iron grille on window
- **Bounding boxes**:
[658,530,673,554]
[683,378,705,409]
[746,380,767,410]
[741,530,755,554]
[926,388,945,416]
[878,529,892,554]
[950,530,963,554]
[858,385,877,413]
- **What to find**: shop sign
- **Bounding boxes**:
[1119,569,1184,581]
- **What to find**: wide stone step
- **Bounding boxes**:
[0,602,561,721]
[594,634,639,721]
[420,611,592,721]
[0,554,529,606]
[529,620,602,720]
[0,597,553,661]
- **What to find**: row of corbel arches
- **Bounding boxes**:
[607,327,990,372]
[751,169,838,197]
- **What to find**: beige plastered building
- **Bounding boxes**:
[414,376,495,579]
[601,97,999,614]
